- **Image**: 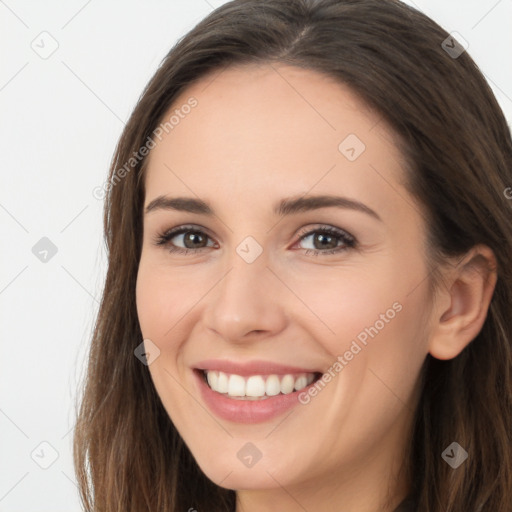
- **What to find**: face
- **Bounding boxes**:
[136,64,433,499]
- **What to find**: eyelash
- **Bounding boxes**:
[153,224,357,257]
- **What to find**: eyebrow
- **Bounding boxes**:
[144,194,382,221]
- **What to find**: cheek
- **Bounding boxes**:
[286,256,430,376]
[135,261,195,418]
[135,260,197,341]
[295,268,428,452]
[283,267,398,346]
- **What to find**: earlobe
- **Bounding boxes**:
[428,245,497,361]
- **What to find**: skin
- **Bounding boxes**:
[135,63,497,512]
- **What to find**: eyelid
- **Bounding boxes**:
[154,223,216,242]
[292,225,357,254]
[153,223,357,255]
[295,224,355,243]
[152,224,217,249]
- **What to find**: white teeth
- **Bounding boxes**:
[294,375,308,391]
[203,370,317,398]
[216,371,228,393]
[228,374,246,396]
[280,374,295,394]
[206,370,218,389]
[265,375,281,396]
[246,375,266,397]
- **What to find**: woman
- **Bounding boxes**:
[73,1,512,510]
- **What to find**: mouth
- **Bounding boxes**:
[195,369,323,401]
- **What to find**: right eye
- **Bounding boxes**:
[153,225,217,255]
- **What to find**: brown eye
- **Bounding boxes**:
[295,226,356,256]
[311,232,338,250]
[181,231,208,249]
[154,225,216,254]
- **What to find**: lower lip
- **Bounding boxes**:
[193,369,317,424]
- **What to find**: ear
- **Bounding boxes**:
[428,245,497,360]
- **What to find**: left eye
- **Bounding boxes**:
[154,225,357,256]
[294,226,356,255]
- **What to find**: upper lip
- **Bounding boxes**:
[194,359,322,376]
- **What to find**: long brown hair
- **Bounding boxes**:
[73,1,512,510]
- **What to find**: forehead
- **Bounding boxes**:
[165,63,385,148]
[144,63,410,219]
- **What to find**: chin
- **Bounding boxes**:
[197,456,293,490]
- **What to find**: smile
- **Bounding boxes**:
[202,370,319,399]
[192,366,323,424]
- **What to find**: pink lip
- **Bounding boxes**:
[193,359,321,376]
[192,369,320,424]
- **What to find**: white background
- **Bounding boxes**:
[1,1,511,510]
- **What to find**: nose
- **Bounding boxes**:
[202,250,288,343]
